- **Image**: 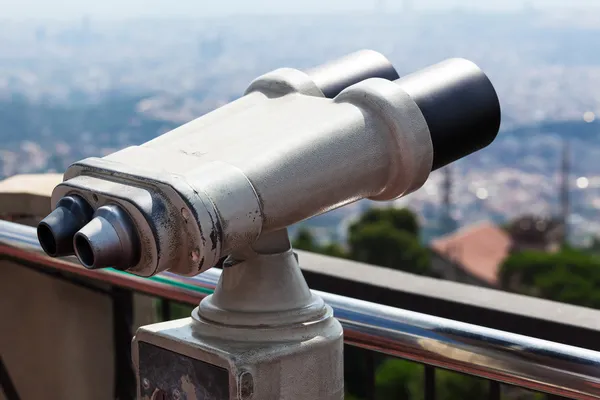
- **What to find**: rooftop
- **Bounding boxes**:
[431,221,512,286]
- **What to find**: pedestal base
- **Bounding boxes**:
[133,312,343,400]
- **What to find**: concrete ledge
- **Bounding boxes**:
[0,174,62,218]
[298,249,600,330]
[297,249,600,351]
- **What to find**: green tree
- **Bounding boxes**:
[500,248,600,308]
[349,207,420,237]
[584,236,600,256]
[375,358,422,399]
[345,207,433,276]
[294,208,432,276]
[293,228,320,253]
[320,242,347,258]
[348,222,431,275]
[292,228,347,258]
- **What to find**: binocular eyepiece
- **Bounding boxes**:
[37,49,500,277]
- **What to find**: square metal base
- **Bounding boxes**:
[133,317,344,400]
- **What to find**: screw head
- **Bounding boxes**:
[142,378,150,390]
[239,371,254,399]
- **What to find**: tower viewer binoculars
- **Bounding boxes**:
[37,49,500,278]
[35,49,501,400]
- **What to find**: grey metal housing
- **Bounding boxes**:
[38,51,500,277]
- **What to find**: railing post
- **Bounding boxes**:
[365,350,376,400]
[424,365,436,400]
[160,299,171,321]
[111,286,135,400]
[489,381,501,400]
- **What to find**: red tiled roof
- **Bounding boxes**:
[430,221,512,286]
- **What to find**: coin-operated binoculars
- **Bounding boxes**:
[37,49,500,399]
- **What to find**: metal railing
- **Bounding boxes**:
[2,219,600,399]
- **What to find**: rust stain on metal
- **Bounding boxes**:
[210,228,218,251]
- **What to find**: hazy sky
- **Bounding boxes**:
[0,0,598,20]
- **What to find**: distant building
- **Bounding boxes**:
[430,221,511,287]
[505,215,564,253]
[430,217,564,287]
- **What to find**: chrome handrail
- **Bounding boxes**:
[2,219,600,399]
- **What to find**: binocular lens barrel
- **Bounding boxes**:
[395,58,501,170]
[308,53,501,169]
[306,49,400,98]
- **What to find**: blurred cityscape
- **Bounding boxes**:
[4,5,600,400]
[2,7,600,243]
